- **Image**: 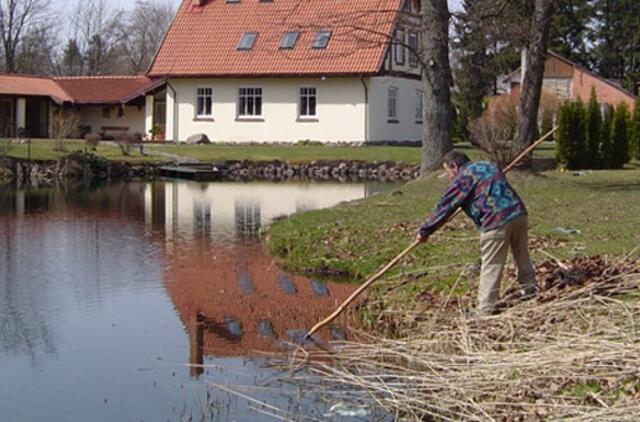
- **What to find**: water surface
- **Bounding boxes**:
[0,180,398,421]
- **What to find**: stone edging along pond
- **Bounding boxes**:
[0,153,421,185]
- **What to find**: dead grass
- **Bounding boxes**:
[287,258,640,420]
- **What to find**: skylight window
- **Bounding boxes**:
[238,32,258,50]
[280,32,299,49]
[312,31,332,49]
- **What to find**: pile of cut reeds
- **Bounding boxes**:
[290,260,640,421]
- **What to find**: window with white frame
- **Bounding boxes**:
[408,32,419,67]
[415,89,423,122]
[196,87,213,117]
[312,31,331,49]
[238,87,263,117]
[394,30,405,65]
[388,87,398,120]
[299,87,317,117]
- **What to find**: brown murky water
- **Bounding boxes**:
[0,180,398,421]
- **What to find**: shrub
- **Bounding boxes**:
[469,91,519,167]
[631,99,640,160]
[84,133,102,151]
[586,87,602,168]
[470,89,558,167]
[51,109,81,152]
[600,105,614,168]
[115,132,142,156]
[609,102,631,169]
[556,100,587,170]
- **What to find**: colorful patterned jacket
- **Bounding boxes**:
[418,161,527,238]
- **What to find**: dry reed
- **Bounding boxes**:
[289,261,640,421]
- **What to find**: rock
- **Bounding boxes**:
[186,133,211,145]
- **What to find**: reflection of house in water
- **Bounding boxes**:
[162,242,358,378]
[143,181,377,241]
[138,180,400,376]
[235,200,261,239]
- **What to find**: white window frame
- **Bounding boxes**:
[237,86,263,118]
[415,89,423,123]
[196,86,213,118]
[408,32,419,67]
[388,87,399,121]
[394,29,405,65]
[298,86,317,119]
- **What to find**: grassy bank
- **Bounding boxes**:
[147,141,556,163]
[1,139,163,162]
[268,167,640,295]
[3,139,557,165]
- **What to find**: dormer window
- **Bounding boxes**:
[312,31,331,49]
[280,32,299,49]
[238,32,257,50]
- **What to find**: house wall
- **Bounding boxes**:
[542,78,572,100]
[368,76,423,143]
[77,104,146,136]
[572,68,636,108]
[167,77,367,143]
[543,56,574,79]
[146,180,368,240]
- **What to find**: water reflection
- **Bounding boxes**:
[0,180,399,421]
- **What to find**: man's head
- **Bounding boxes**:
[442,150,471,181]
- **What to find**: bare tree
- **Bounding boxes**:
[513,0,555,164]
[15,22,58,74]
[420,0,454,173]
[118,0,174,74]
[70,0,122,75]
[0,0,52,73]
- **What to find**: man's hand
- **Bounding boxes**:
[416,232,429,243]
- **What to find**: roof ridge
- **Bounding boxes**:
[53,75,150,80]
[0,73,55,80]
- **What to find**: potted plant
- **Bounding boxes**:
[149,125,165,142]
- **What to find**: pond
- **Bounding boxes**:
[0,180,400,421]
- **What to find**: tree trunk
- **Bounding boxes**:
[420,0,454,174]
[513,0,555,167]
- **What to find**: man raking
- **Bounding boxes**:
[416,150,538,315]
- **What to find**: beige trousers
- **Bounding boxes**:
[478,214,536,314]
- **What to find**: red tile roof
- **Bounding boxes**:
[148,0,403,77]
[0,74,73,103]
[53,75,164,104]
[0,74,164,105]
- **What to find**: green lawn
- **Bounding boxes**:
[147,141,557,163]
[0,139,165,163]
[1,138,557,165]
[267,167,640,294]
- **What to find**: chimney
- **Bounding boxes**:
[192,0,204,6]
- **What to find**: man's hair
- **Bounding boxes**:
[442,150,471,168]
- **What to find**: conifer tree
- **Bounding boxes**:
[600,105,614,168]
[574,99,588,169]
[556,101,587,170]
[586,87,602,168]
[609,103,631,169]
[631,99,640,160]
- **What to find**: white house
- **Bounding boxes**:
[147,0,424,144]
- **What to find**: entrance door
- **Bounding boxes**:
[154,100,167,138]
[26,98,49,138]
[0,99,14,137]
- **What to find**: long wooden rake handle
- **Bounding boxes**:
[304,127,558,339]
